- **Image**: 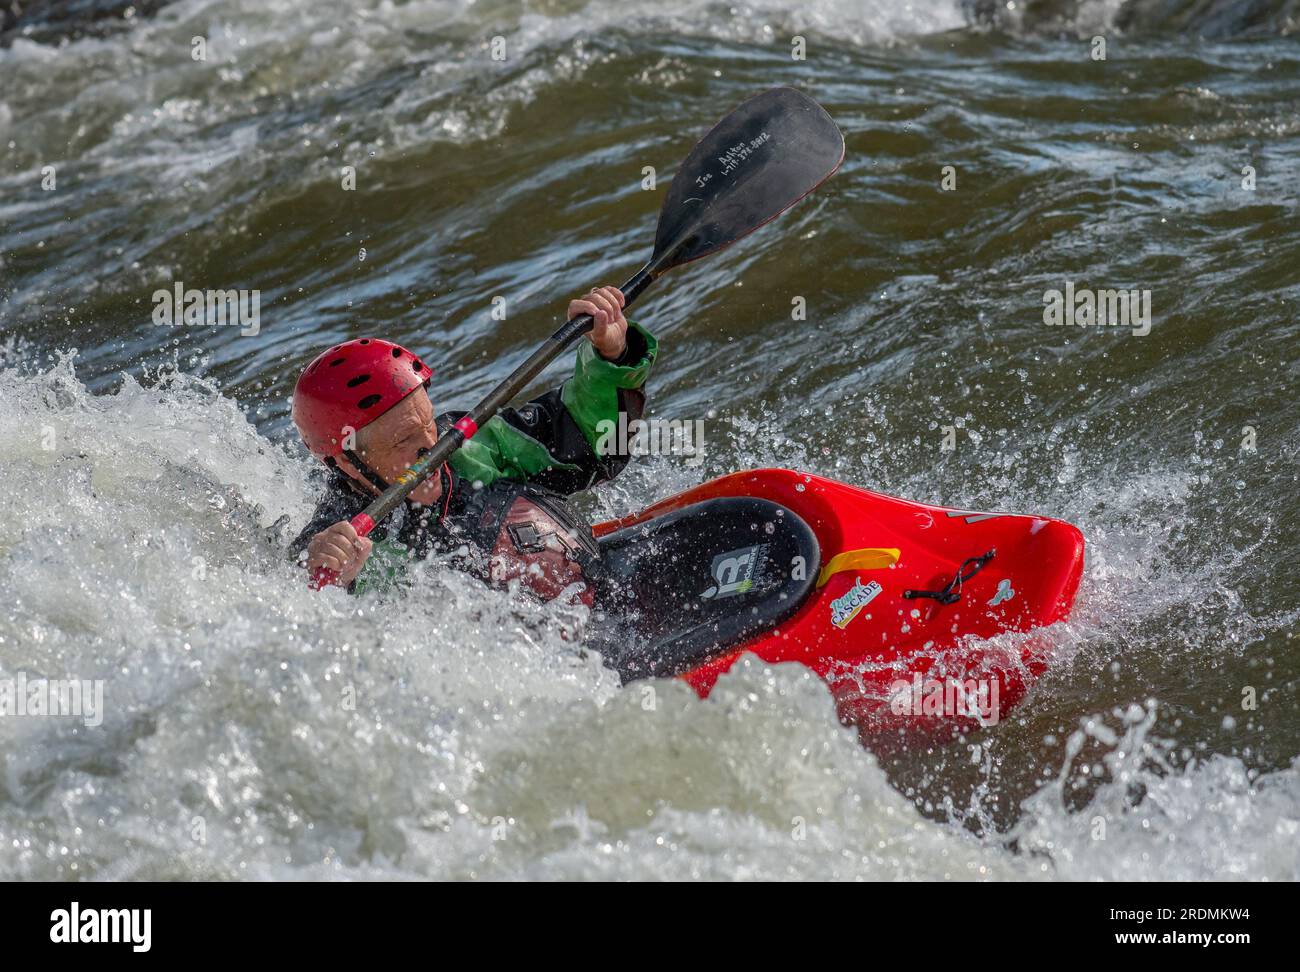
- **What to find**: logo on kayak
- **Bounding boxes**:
[988,578,1015,606]
[830,578,882,629]
[700,544,768,600]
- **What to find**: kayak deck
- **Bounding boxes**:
[593,468,1085,740]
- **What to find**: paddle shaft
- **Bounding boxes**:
[310,260,660,589]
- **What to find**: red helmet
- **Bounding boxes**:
[292,338,433,464]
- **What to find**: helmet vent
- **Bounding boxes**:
[329,357,346,367]
[357,394,383,409]
[412,359,424,372]
[346,374,371,388]
[391,348,402,358]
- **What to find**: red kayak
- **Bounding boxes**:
[591,468,1084,741]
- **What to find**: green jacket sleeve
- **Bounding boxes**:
[447,320,657,492]
[561,320,658,452]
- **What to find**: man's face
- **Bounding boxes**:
[353,387,443,505]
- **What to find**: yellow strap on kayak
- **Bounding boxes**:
[816,547,900,588]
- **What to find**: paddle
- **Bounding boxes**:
[312,86,845,589]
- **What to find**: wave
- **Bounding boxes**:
[0,352,1294,879]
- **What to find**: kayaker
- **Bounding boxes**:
[289,286,657,603]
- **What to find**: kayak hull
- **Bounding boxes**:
[593,468,1085,741]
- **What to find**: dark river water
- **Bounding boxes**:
[1,0,1297,879]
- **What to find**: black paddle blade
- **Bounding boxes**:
[652,87,844,271]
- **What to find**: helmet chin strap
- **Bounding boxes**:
[341,448,393,495]
[335,447,450,516]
